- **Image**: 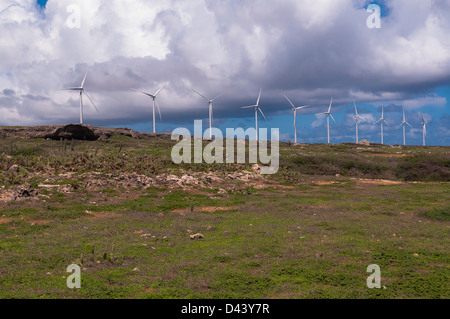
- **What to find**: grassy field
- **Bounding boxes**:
[0,134,448,299]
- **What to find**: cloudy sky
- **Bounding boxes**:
[1,0,449,145]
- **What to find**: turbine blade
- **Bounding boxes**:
[354,100,358,115]
[81,71,88,88]
[154,82,167,97]
[284,95,296,109]
[330,114,337,126]
[63,88,82,91]
[212,92,224,102]
[133,89,155,98]
[82,90,99,112]
[256,89,262,106]
[242,105,257,109]
[296,105,309,110]
[406,122,413,128]
[155,99,162,121]
[328,97,333,113]
[258,107,267,121]
[192,88,209,102]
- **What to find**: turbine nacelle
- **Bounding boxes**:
[62,71,98,124]
[284,95,309,144]
[133,82,167,133]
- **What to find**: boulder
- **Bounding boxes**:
[358,139,370,146]
[45,124,99,141]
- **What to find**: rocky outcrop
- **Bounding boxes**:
[0,124,171,141]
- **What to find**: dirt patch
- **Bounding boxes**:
[171,206,239,214]
[312,181,337,185]
[27,220,50,225]
[371,153,405,158]
[0,218,12,225]
[84,210,121,219]
[356,179,404,185]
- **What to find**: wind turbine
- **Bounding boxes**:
[63,71,98,124]
[242,89,266,141]
[316,98,336,144]
[373,105,390,145]
[420,113,427,146]
[192,88,224,140]
[284,95,309,144]
[398,108,413,146]
[133,82,167,133]
[353,100,368,144]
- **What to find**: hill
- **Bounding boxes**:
[0,125,448,299]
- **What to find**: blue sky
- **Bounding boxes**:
[1,0,449,146]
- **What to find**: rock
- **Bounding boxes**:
[190,233,204,240]
[0,124,166,141]
[252,164,261,174]
[8,165,19,173]
[45,124,100,141]
[358,139,370,146]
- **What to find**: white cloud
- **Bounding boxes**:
[0,0,448,129]
[402,96,447,109]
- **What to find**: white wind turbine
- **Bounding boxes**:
[316,98,336,144]
[242,89,266,141]
[192,88,224,140]
[373,105,390,145]
[133,82,167,133]
[352,100,368,144]
[399,108,413,146]
[284,95,309,144]
[63,71,98,124]
[420,113,427,146]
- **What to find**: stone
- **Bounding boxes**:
[358,139,370,146]
[8,165,19,173]
[190,233,204,240]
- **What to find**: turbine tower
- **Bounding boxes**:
[192,89,224,140]
[420,113,427,146]
[285,95,309,144]
[373,105,390,145]
[133,82,167,133]
[63,71,98,124]
[242,89,266,141]
[316,98,336,144]
[353,100,367,144]
[399,108,412,146]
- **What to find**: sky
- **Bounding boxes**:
[0,0,449,145]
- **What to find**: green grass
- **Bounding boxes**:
[0,135,448,299]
